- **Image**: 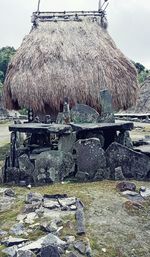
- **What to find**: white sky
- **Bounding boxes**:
[0,0,150,68]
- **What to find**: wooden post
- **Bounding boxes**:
[98,0,102,11]
[10,132,16,167]
[37,0,41,13]
[28,108,34,123]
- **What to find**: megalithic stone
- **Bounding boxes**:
[75,199,86,235]
[99,89,115,123]
[63,97,71,124]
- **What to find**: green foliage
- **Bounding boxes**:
[0,46,16,84]
[19,108,28,115]
[138,70,150,84]
[133,61,150,84]
[0,47,16,98]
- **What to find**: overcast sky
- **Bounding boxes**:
[0,0,150,68]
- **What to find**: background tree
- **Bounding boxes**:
[133,61,150,84]
[0,47,16,83]
[0,47,16,99]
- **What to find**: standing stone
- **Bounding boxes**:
[75,138,106,180]
[75,200,86,235]
[99,89,115,123]
[106,142,150,180]
[71,104,99,123]
[58,132,76,153]
[115,166,125,181]
[116,131,133,148]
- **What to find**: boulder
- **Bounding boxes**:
[35,150,74,184]
[5,168,20,184]
[18,154,35,183]
[140,188,150,198]
[106,142,150,180]
[10,223,26,236]
[2,245,18,257]
[42,233,66,247]
[40,245,60,257]
[94,168,111,181]
[75,138,107,180]
[116,182,136,192]
[74,241,86,254]
[3,188,15,197]
[70,104,99,123]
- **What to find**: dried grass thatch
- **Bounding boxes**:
[134,76,150,113]
[3,18,138,115]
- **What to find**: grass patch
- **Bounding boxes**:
[0,144,10,162]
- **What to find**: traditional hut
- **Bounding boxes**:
[3,2,138,117]
[134,76,150,113]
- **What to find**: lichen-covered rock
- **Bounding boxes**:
[26,192,43,204]
[35,151,74,184]
[106,142,150,180]
[18,154,35,183]
[75,138,107,180]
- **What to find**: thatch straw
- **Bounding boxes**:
[134,76,150,113]
[3,18,138,115]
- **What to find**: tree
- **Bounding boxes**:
[134,62,145,74]
[0,47,16,83]
[132,61,150,84]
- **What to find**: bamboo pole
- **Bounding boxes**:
[37,0,41,13]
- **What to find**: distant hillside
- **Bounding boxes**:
[135,76,150,113]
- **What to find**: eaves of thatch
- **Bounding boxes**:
[3,17,138,115]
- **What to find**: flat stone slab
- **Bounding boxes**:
[58,197,76,207]
[19,233,66,251]
[70,122,134,132]
[43,199,60,209]
[2,236,28,247]
[9,123,71,135]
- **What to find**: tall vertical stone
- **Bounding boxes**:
[99,89,115,123]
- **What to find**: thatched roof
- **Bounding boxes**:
[134,76,150,113]
[3,17,138,115]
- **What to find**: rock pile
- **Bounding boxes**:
[0,190,91,257]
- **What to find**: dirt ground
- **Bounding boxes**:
[0,121,150,257]
[0,122,10,147]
